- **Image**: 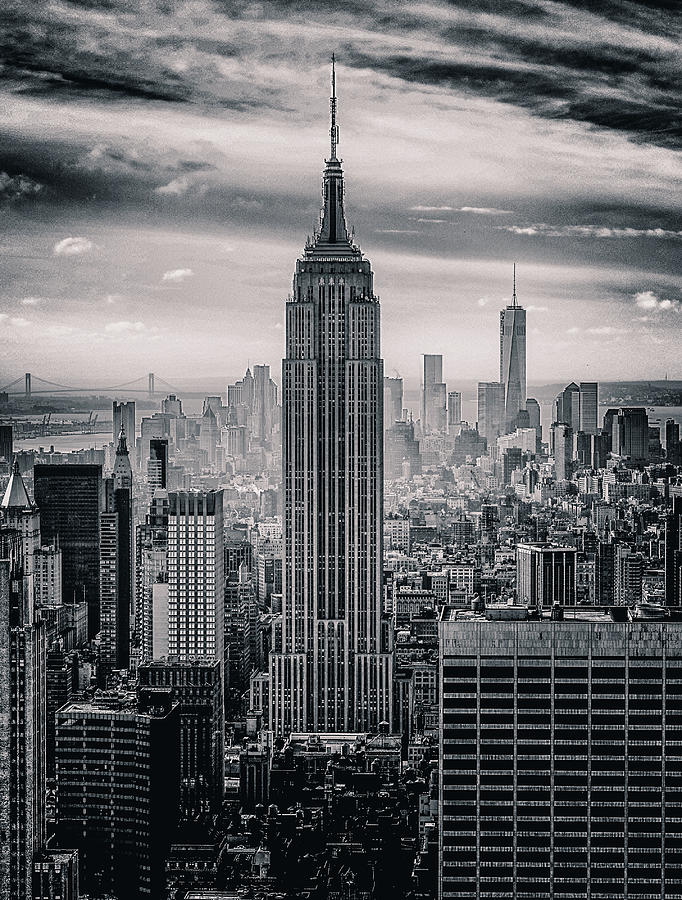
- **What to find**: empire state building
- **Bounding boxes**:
[270,60,392,734]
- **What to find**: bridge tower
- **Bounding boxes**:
[25,373,31,399]
[148,373,155,399]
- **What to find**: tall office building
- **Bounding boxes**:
[612,407,649,463]
[136,490,169,663]
[666,419,682,465]
[666,494,682,607]
[112,400,135,447]
[552,421,573,482]
[0,423,12,465]
[167,491,224,664]
[516,543,577,607]
[439,606,682,900]
[55,694,180,899]
[270,60,392,734]
[384,376,404,428]
[579,381,598,434]
[0,528,46,900]
[251,363,278,445]
[422,354,447,433]
[34,464,103,637]
[477,382,505,444]
[147,437,168,492]
[138,659,224,816]
[447,390,462,429]
[553,382,581,431]
[615,544,643,605]
[499,267,526,433]
[99,429,133,675]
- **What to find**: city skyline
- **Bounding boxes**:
[1,2,680,384]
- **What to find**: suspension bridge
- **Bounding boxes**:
[0,372,180,399]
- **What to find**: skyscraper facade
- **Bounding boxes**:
[270,61,392,734]
[167,491,224,664]
[499,271,526,434]
[112,400,136,448]
[384,376,404,428]
[447,390,462,429]
[612,407,649,463]
[0,528,46,900]
[439,607,682,900]
[477,382,505,444]
[579,381,598,434]
[422,354,447,433]
[34,464,103,637]
[99,429,133,675]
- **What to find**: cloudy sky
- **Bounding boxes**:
[0,0,680,389]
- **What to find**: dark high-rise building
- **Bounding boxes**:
[148,438,168,491]
[422,355,447,433]
[447,390,462,429]
[499,268,526,434]
[553,381,580,431]
[516,543,577,607]
[112,400,136,447]
[502,447,523,485]
[0,423,12,464]
[55,694,180,899]
[526,397,541,439]
[612,407,649,463]
[384,376,404,428]
[34,464,103,637]
[666,419,682,465]
[552,421,573,482]
[579,381,598,435]
[138,658,224,816]
[439,607,682,900]
[271,60,392,733]
[666,494,682,607]
[0,527,46,900]
[477,382,505,443]
[99,429,133,675]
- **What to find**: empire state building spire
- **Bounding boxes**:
[311,56,354,252]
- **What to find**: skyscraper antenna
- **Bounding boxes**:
[512,262,518,308]
[330,54,339,160]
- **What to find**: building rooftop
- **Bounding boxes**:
[441,604,621,625]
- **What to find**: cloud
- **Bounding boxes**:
[104,320,148,335]
[411,205,457,212]
[566,326,580,334]
[104,293,124,305]
[0,314,31,327]
[21,296,44,306]
[0,171,43,202]
[634,290,681,312]
[460,206,512,215]
[477,297,489,307]
[155,176,191,196]
[162,268,194,283]
[375,229,420,234]
[53,236,94,256]
[587,326,625,335]
[526,305,549,312]
[504,224,682,239]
